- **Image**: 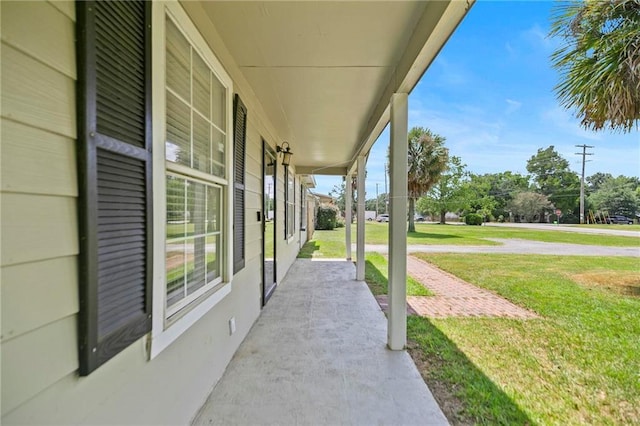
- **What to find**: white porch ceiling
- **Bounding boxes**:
[196,1,472,175]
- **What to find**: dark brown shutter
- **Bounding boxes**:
[76,0,152,376]
[233,94,247,274]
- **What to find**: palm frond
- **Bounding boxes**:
[550,0,640,133]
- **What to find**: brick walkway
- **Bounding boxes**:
[384,256,539,319]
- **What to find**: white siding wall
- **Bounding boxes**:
[1,0,302,423]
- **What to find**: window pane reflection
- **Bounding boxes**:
[166,176,222,310]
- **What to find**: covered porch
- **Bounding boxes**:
[183,0,474,350]
[193,259,447,425]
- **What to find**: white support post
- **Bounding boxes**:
[345,173,353,261]
[356,156,366,280]
[388,93,408,350]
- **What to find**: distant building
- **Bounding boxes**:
[311,192,335,205]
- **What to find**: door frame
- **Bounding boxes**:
[262,139,277,306]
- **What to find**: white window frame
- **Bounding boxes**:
[150,2,234,359]
[300,183,307,231]
[285,168,295,241]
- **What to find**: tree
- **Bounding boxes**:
[365,193,388,215]
[507,192,554,223]
[329,176,357,219]
[526,146,580,217]
[588,175,639,217]
[550,0,640,133]
[365,198,377,212]
[586,172,614,192]
[330,182,347,215]
[465,171,530,220]
[421,156,469,224]
[390,127,448,233]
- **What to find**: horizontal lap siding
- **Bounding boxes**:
[244,124,263,264]
[1,119,77,197]
[1,1,278,423]
[0,0,79,417]
[1,43,75,138]
[1,257,78,342]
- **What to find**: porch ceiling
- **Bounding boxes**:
[197,1,472,175]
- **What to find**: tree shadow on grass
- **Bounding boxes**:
[408,232,463,241]
[407,316,533,426]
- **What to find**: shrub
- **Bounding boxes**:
[497,214,505,223]
[335,217,345,228]
[559,212,580,224]
[316,204,339,230]
[465,213,483,226]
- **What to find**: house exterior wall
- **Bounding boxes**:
[1,1,301,423]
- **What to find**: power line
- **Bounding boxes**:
[575,144,594,224]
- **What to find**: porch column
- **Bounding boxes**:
[356,156,366,280]
[388,93,408,350]
[345,173,353,261]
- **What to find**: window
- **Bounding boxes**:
[300,184,307,231]
[285,169,295,239]
[165,175,222,316]
[151,3,234,357]
[163,15,228,319]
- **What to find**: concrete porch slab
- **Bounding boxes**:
[193,259,448,425]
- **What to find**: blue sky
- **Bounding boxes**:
[314,0,640,198]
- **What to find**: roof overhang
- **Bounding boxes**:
[185,1,474,177]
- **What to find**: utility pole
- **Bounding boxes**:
[384,163,389,214]
[375,183,379,215]
[575,144,594,224]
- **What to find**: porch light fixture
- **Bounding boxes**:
[276,141,293,167]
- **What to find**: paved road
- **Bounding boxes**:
[361,238,640,257]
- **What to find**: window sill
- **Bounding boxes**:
[149,281,232,359]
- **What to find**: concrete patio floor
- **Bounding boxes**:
[193,259,447,425]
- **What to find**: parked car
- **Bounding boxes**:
[414,215,425,222]
[609,215,634,224]
[376,214,389,222]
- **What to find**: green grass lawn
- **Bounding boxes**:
[302,222,640,247]
[364,252,431,296]
[361,221,640,246]
[297,228,431,296]
[362,222,499,246]
[407,253,640,425]
[298,227,347,258]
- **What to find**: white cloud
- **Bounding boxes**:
[505,99,522,114]
[505,42,515,57]
[430,57,471,87]
[521,24,555,52]
[540,106,602,141]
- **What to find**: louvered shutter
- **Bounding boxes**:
[233,94,247,274]
[76,0,152,376]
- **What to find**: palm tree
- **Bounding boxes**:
[550,0,640,133]
[390,127,448,233]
